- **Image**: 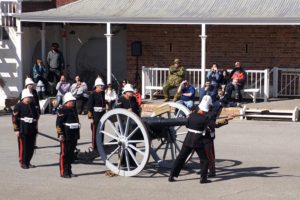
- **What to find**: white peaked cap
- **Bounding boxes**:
[199,95,213,112]
[25,77,34,87]
[21,88,33,100]
[94,76,105,87]
[63,92,76,104]
[122,84,134,94]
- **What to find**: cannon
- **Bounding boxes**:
[96,102,191,177]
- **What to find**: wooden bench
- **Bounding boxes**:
[242,88,260,103]
[241,106,299,122]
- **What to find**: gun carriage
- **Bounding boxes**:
[96,102,191,177]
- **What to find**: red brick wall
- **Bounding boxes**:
[127,25,300,83]
[22,2,55,12]
[55,0,78,7]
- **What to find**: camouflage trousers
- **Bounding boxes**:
[163,81,181,100]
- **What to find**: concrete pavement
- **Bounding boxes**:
[0,114,300,200]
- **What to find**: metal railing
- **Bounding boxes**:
[272,67,300,97]
[142,66,269,101]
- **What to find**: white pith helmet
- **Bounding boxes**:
[199,95,212,112]
[63,92,76,104]
[122,83,134,94]
[25,77,34,87]
[94,76,105,87]
[21,88,33,100]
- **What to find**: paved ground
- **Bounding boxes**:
[0,114,300,200]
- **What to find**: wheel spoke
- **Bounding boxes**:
[107,120,121,137]
[154,139,166,152]
[125,150,130,171]
[176,131,187,135]
[128,144,145,156]
[117,148,124,169]
[175,111,181,118]
[174,141,181,154]
[103,142,119,145]
[116,114,124,136]
[124,116,130,137]
[107,146,120,160]
[170,142,175,160]
[127,126,140,140]
[101,130,118,140]
[128,140,145,144]
[127,148,139,167]
[162,142,170,160]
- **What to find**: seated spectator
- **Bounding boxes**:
[32,59,48,99]
[53,75,70,113]
[213,90,241,111]
[133,87,142,107]
[207,64,221,93]
[199,80,218,103]
[118,79,128,97]
[105,83,118,110]
[225,61,246,102]
[70,75,88,114]
[219,69,230,91]
[176,80,195,110]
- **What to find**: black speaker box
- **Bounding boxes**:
[131,41,142,57]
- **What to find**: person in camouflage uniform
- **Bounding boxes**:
[163,58,185,102]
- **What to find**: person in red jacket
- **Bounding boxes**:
[133,87,142,106]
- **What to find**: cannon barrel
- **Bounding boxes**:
[142,117,187,128]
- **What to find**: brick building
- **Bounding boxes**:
[1,0,300,106]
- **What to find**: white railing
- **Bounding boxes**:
[272,67,300,97]
[142,66,269,101]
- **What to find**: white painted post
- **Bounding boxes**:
[141,66,145,99]
[62,23,67,71]
[41,22,46,63]
[105,23,112,84]
[16,0,23,91]
[200,24,207,87]
[264,69,269,102]
[272,67,278,97]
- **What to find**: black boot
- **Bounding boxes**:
[200,177,211,184]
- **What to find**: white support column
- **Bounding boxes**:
[16,0,23,91]
[200,24,207,87]
[272,67,278,97]
[264,69,269,102]
[105,23,112,84]
[62,23,67,71]
[41,23,46,63]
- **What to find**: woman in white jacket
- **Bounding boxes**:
[105,83,118,110]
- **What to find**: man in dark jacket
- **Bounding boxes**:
[169,95,213,184]
[12,89,39,169]
[56,92,80,178]
[87,77,106,151]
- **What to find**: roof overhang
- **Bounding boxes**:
[14,0,300,25]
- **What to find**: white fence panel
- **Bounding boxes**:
[142,66,269,101]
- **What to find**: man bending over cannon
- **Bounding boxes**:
[169,95,213,184]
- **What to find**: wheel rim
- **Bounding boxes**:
[96,108,150,176]
[150,102,191,168]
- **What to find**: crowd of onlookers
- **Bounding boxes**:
[170,61,246,111]
[27,42,246,113]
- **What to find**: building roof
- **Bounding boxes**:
[15,0,300,24]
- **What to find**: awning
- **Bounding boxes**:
[14,0,300,24]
